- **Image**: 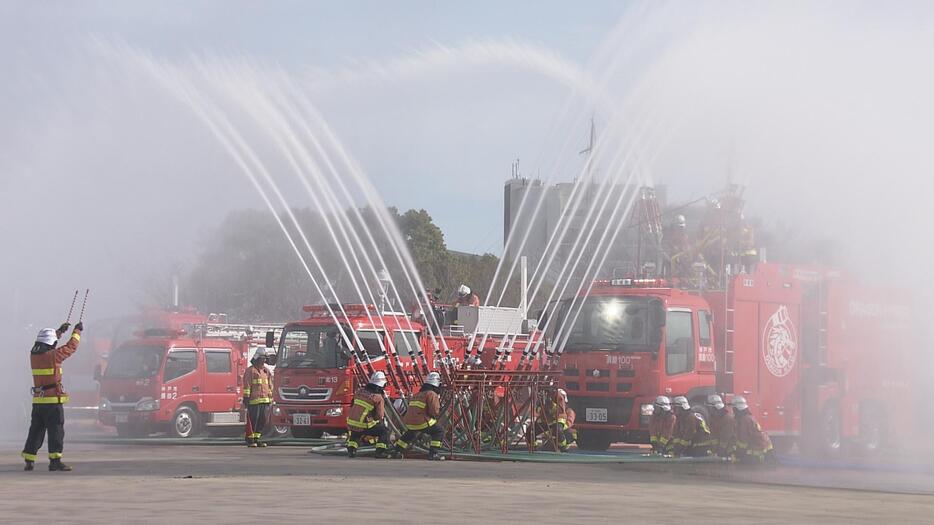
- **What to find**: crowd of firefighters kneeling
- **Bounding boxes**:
[337,368,773,464]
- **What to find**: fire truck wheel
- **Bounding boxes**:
[291,427,324,439]
[576,429,613,451]
[858,404,884,455]
[170,406,200,438]
[264,425,291,439]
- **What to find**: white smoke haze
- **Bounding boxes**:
[2,1,933,448]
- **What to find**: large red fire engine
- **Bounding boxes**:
[268,303,539,438]
[98,319,281,438]
[552,263,914,454]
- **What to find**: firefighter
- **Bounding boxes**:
[671,396,712,457]
[706,394,736,459]
[346,371,391,458]
[663,215,692,278]
[648,395,676,455]
[538,388,571,452]
[565,406,578,448]
[454,285,481,307]
[22,322,82,472]
[392,372,445,460]
[242,350,273,447]
[732,396,774,465]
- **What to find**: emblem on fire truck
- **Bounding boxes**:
[761,305,798,378]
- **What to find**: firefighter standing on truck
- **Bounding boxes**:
[346,371,391,458]
[648,395,676,456]
[671,396,712,457]
[732,396,774,465]
[392,372,445,460]
[706,394,736,459]
[242,350,273,447]
[22,322,83,472]
[454,285,480,307]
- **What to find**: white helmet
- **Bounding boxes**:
[732,396,748,411]
[675,215,686,228]
[673,396,690,410]
[557,388,568,402]
[706,394,725,410]
[35,328,57,346]
[457,285,471,296]
[424,372,442,388]
[654,395,672,412]
[369,371,388,388]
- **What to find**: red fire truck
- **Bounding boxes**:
[268,303,538,438]
[552,263,915,454]
[98,321,281,438]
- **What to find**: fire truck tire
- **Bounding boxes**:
[170,406,200,438]
[576,429,613,451]
[291,427,323,439]
[857,403,884,455]
[264,425,291,439]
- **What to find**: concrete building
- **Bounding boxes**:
[503,177,668,286]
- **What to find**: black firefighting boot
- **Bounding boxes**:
[389,445,405,459]
[24,460,34,472]
[427,448,444,461]
[49,459,73,472]
[346,445,357,458]
[373,446,390,459]
[257,439,268,448]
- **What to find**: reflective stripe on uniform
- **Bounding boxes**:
[243,388,251,395]
[429,440,442,448]
[33,396,68,404]
[409,400,427,409]
[346,440,359,448]
[251,379,268,384]
[347,398,377,429]
[248,397,271,405]
[49,452,63,459]
[395,439,409,449]
[71,333,81,342]
[404,418,437,431]
[374,442,388,449]
[31,368,61,376]
[22,452,37,461]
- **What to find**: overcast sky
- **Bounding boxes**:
[3,1,933,330]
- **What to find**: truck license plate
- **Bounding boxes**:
[585,408,608,423]
[292,413,311,426]
[115,413,128,423]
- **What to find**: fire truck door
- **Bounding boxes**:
[757,302,802,434]
[203,349,237,412]
[162,348,201,410]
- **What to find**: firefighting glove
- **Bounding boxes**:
[242,398,249,407]
[57,323,71,336]
[75,322,84,332]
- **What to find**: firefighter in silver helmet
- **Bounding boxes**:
[392,372,445,460]
[346,372,391,458]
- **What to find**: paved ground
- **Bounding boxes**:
[2,437,934,524]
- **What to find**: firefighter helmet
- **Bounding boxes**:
[675,215,686,228]
[369,371,388,388]
[35,328,57,346]
[424,372,442,388]
[673,396,690,410]
[654,395,672,412]
[251,350,267,363]
[706,394,725,410]
[732,396,749,411]
[557,388,568,402]
[457,284,471,297]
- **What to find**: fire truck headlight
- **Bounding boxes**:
[99,398,111,411]
[272,406,283,416]
[640,403,654,416]
[135,398,160,412]
[325,407,343,417]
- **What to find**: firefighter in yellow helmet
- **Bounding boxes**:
[346,372,391,458]
[22,322,82,472]
[242,350,273,447]
[392,372,445,460]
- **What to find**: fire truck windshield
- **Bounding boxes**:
[555,296,651,352]
[277,327,385,369]
[104,345,164,378]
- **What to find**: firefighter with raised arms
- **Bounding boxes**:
[346,371,391,458]
[243,349,274,447]
[392,372,445,460]
[22,321,83,472]
[648,395,676,456]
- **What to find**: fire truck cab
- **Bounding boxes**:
[98,321,281,438]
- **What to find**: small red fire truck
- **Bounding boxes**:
[98,320,281,438]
